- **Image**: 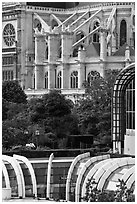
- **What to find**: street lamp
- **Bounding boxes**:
[35,129,40,147]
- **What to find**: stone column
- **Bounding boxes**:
[48,33,60,63]
[100,28,107,61]
[125,45,131,67]
[47,33,60,89]
[111,17,117,53]
[48,64,55,89]
[61,31,73,63]
[61,31,73,89]
[25,67,33,89]
[34,65,44,89]
[61,63,69,89]
[100,28,107,78]
[78,47,86,89]
[34,34,46,89]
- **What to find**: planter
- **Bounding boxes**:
[2,188,11,200]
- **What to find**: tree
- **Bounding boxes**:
[2,80,27,103]
[43,90,72,117]
[74,70,119,144]
[27,90,78,148]
[2,110,32,149]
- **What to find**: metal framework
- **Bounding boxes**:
[112,63,135,153]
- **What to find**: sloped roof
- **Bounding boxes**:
[86,43,100,57]
[113,43,135,56]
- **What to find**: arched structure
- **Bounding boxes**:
[2,161,10,189]
[66,152,90,201]
[112,63,135,154]
[2,155,25,198]
[13,154,37,198]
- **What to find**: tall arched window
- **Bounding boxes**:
[57,71,62,89]
[73,45,83,57]
[33,73,35,89]
[87,71,100,86]
[45,47,48,60]
[92,21,100,43]
[45,72,48,89]
[76,31,85,43]
[70,71,78,88]
[51,19,58,29]
[120,19,127,46]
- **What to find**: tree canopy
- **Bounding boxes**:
[2,80,27,104]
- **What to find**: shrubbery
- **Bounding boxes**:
[82,178,135,202]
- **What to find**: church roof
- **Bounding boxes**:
[86,43,100,57]
[113,43,135,56]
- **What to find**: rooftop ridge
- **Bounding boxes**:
[2,2,135,13]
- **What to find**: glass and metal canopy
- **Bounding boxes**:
[112,63,135,153]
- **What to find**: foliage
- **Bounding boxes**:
[2,80,27,104]
[2,99,9,120]
[73,69,120,144]
[82,178,135,202]
[2,110,32,149]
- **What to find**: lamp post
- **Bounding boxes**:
[24,130,29,145]
[35,129,40,147]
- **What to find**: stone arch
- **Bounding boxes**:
[112,63,135,154]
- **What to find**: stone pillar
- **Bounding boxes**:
[111,17,117,53]
[25,67,33,89]
[34,65,44,89]
[100,28,107,61]
[48,33,60,63]
[61,31,73,63]
[35,34,46,64]
[47,32,60,89]
[62,64,69,89]
[60,31,73,89]
[100,28,107,78]
[78,47,86,89]
[107,43,111,56]
[48,64,55,89]
[125,45,131,67]
[34,34,46,89]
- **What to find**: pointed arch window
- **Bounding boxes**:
[57,71,62,89]
[92,21,100,43]
[120,19,127,46]
[33,73,35,89]
[87,71,100,86]
[45,72,48,89]
[76,31,85,43]
[70,71,78,88]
